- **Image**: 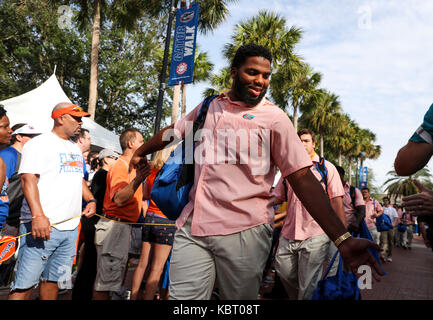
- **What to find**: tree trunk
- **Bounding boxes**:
[88,0,101,120]
[338,150,342,166]
[181,84,187,117]
[320,133,324,158]
[171,84,181,124]
[293,105,298,132]
[348,157,352,185]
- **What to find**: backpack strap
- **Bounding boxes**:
[349,186,356,208]
[193,94,219,136]
[282,179,288,202]
[314,157,328,195]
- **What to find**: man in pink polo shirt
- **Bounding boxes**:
[272,129,346,300]
[131,44,383,300]
[335,166,366,233]
[361,187,383,245]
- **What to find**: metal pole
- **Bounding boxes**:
[153,0,176,136]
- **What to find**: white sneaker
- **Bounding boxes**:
[387,257,393,262]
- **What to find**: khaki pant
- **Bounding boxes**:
[380,228,395,258]
[275,233,330,300]
[369,225,380,246]
[168,217,272,300]
[94,219,132,292]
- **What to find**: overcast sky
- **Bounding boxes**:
[181,0,433,191]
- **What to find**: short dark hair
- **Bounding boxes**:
[361,187,370,192]
[297,128,316,143]
[383,196,390,201]
[335,165,345,177]
[231,43,273,69]
[0,104,7,119]
[71,128,89,143]
[119,128,140,151]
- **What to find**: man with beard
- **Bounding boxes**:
[130,44,383,300]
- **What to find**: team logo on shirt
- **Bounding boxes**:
[59,153,84,174]
[243,114,255,120]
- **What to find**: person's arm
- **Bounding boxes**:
[82,179,97,218]
[286,167,383,280]
[21,173,52,240]
[113,160,151,207]
[0,158,5,188]
[142,180,151,201]
[130,125,176,170]
[394,141,433,176]
[330,196,347,227]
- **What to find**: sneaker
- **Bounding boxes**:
[387,257,393,262]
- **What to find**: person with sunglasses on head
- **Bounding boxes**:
[8,102,97,300]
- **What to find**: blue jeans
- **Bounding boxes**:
[11,222,78,291]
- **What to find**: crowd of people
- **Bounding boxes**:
[0,43,432,301]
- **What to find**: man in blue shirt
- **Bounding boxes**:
[0,124,41,234]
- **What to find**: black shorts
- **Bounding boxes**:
[142,212,176,245]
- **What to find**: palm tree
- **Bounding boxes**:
[300,89,342,157]
[383,168,433,203]
[273,63,322,131]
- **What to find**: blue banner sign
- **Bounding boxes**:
[168,3,200,86]
[359,166,368,189]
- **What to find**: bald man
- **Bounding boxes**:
[9,102,97,300]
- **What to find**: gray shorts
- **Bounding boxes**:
[94,219,131,292]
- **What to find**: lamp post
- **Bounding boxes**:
[153,0,177,136]
[356,152,366,188]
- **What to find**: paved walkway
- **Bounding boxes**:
[362,235,433,300]
[0,235,432,300]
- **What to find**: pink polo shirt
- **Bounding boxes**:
[364,198,383,229]
[343,182,365,225]
[173,92,312,236]
[272,155,344,241]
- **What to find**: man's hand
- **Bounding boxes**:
[338,237,384,281]
[402,180,433,217]
[135,158,151,183]
[82,201,97,218]
[31,216,52,240]
[129,155,143,173]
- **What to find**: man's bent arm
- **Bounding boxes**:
[394,141,433,176]
[134,124,176,158]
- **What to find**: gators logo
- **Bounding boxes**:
[180,11,194,23]
[0,235,17,263]
[243,114,255,120]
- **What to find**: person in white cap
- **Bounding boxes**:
[0,123,42,237]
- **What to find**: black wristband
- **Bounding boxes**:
[88,199,97,204]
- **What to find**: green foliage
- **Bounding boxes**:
[383,168,433,203]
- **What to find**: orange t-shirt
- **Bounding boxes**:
[146,168,165,218]
[103,156,142,222]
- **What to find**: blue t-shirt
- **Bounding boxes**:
[410,104,433,143]
[0,147,20,230]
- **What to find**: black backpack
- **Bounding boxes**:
[6,152,24,227]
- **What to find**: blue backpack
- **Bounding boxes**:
[150,95,219,220]
[376,212,393,232]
